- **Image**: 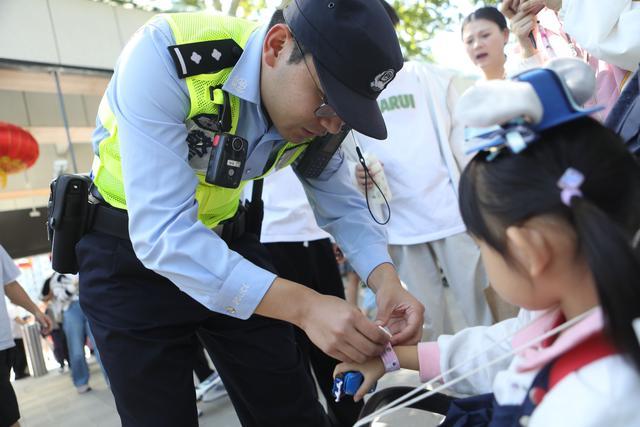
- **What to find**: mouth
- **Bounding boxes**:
[303,127,327,138]
[475,53,489,61]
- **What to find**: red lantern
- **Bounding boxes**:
[0,122,40,187]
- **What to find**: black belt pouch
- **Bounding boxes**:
[47,174,93,274]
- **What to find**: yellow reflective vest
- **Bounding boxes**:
[92,12,307,228]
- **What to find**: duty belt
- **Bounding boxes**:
[89,201,247,243]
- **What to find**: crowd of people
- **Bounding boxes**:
[1,0,639,426]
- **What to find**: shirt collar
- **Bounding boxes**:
[514,306,605,372]
[223,24,267,106]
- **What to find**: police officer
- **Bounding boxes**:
[79,0,424,425]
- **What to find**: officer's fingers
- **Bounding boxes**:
[355,315,390,347]
[348,329,386,359]
[340,341,370,364]
[389,312,423,346]
[331,348,354,364]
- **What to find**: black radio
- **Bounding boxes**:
[205,132,248,188]
[296,126,351,178]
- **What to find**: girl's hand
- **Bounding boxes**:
[333,358,385,402]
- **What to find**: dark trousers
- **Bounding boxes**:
[192,334,213,382]
[50,328,69,368]
[11,338,29,379]
[0,348,20,427]
[264,239,364,427]
[77,231,330,427]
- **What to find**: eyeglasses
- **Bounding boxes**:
[292,36,338,119]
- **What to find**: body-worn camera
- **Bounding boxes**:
[205,132,248,188]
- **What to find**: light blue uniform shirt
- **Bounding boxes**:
[92,16,391,319]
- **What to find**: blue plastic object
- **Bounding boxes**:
[513,67,602,132]
[465,65,604,158]
[332,371,377,402]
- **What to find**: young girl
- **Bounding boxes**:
[334,68,640,425]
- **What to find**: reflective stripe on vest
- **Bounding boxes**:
[92,12,307,228]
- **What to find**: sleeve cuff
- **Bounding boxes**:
[212,258,277,320]
[418,341,441,383]
[352,249,393,286]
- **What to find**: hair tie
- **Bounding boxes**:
[557,167,584,207]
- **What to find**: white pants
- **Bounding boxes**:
[389,232,493,340]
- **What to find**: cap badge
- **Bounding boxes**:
[370,69,395,92]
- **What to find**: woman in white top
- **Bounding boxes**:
[461,7,536,80]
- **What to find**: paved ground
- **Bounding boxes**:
[12,361,447,426]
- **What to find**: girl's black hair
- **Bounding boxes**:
[461,6,508,36]
[459,117,640,372]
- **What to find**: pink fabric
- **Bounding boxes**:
[513,307,604,372]
[418,341,441,383]
[588,57,631,119]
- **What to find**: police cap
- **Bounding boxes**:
[284,0,403,139]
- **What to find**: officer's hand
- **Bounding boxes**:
[300,294,389,363]
[375,285,424,345]
[368,264,424,346]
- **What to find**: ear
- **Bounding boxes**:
[503,28,510,45]
[263,23,291,68]
[505,225,550,278]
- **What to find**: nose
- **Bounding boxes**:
[319,116,344,135]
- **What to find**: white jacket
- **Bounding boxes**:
[419,308,640,426]
[561,0,640,72]
[347,62,475,244]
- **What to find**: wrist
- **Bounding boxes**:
[367,262,400,293]
[257,277,318,329]
[380,342,400,372]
